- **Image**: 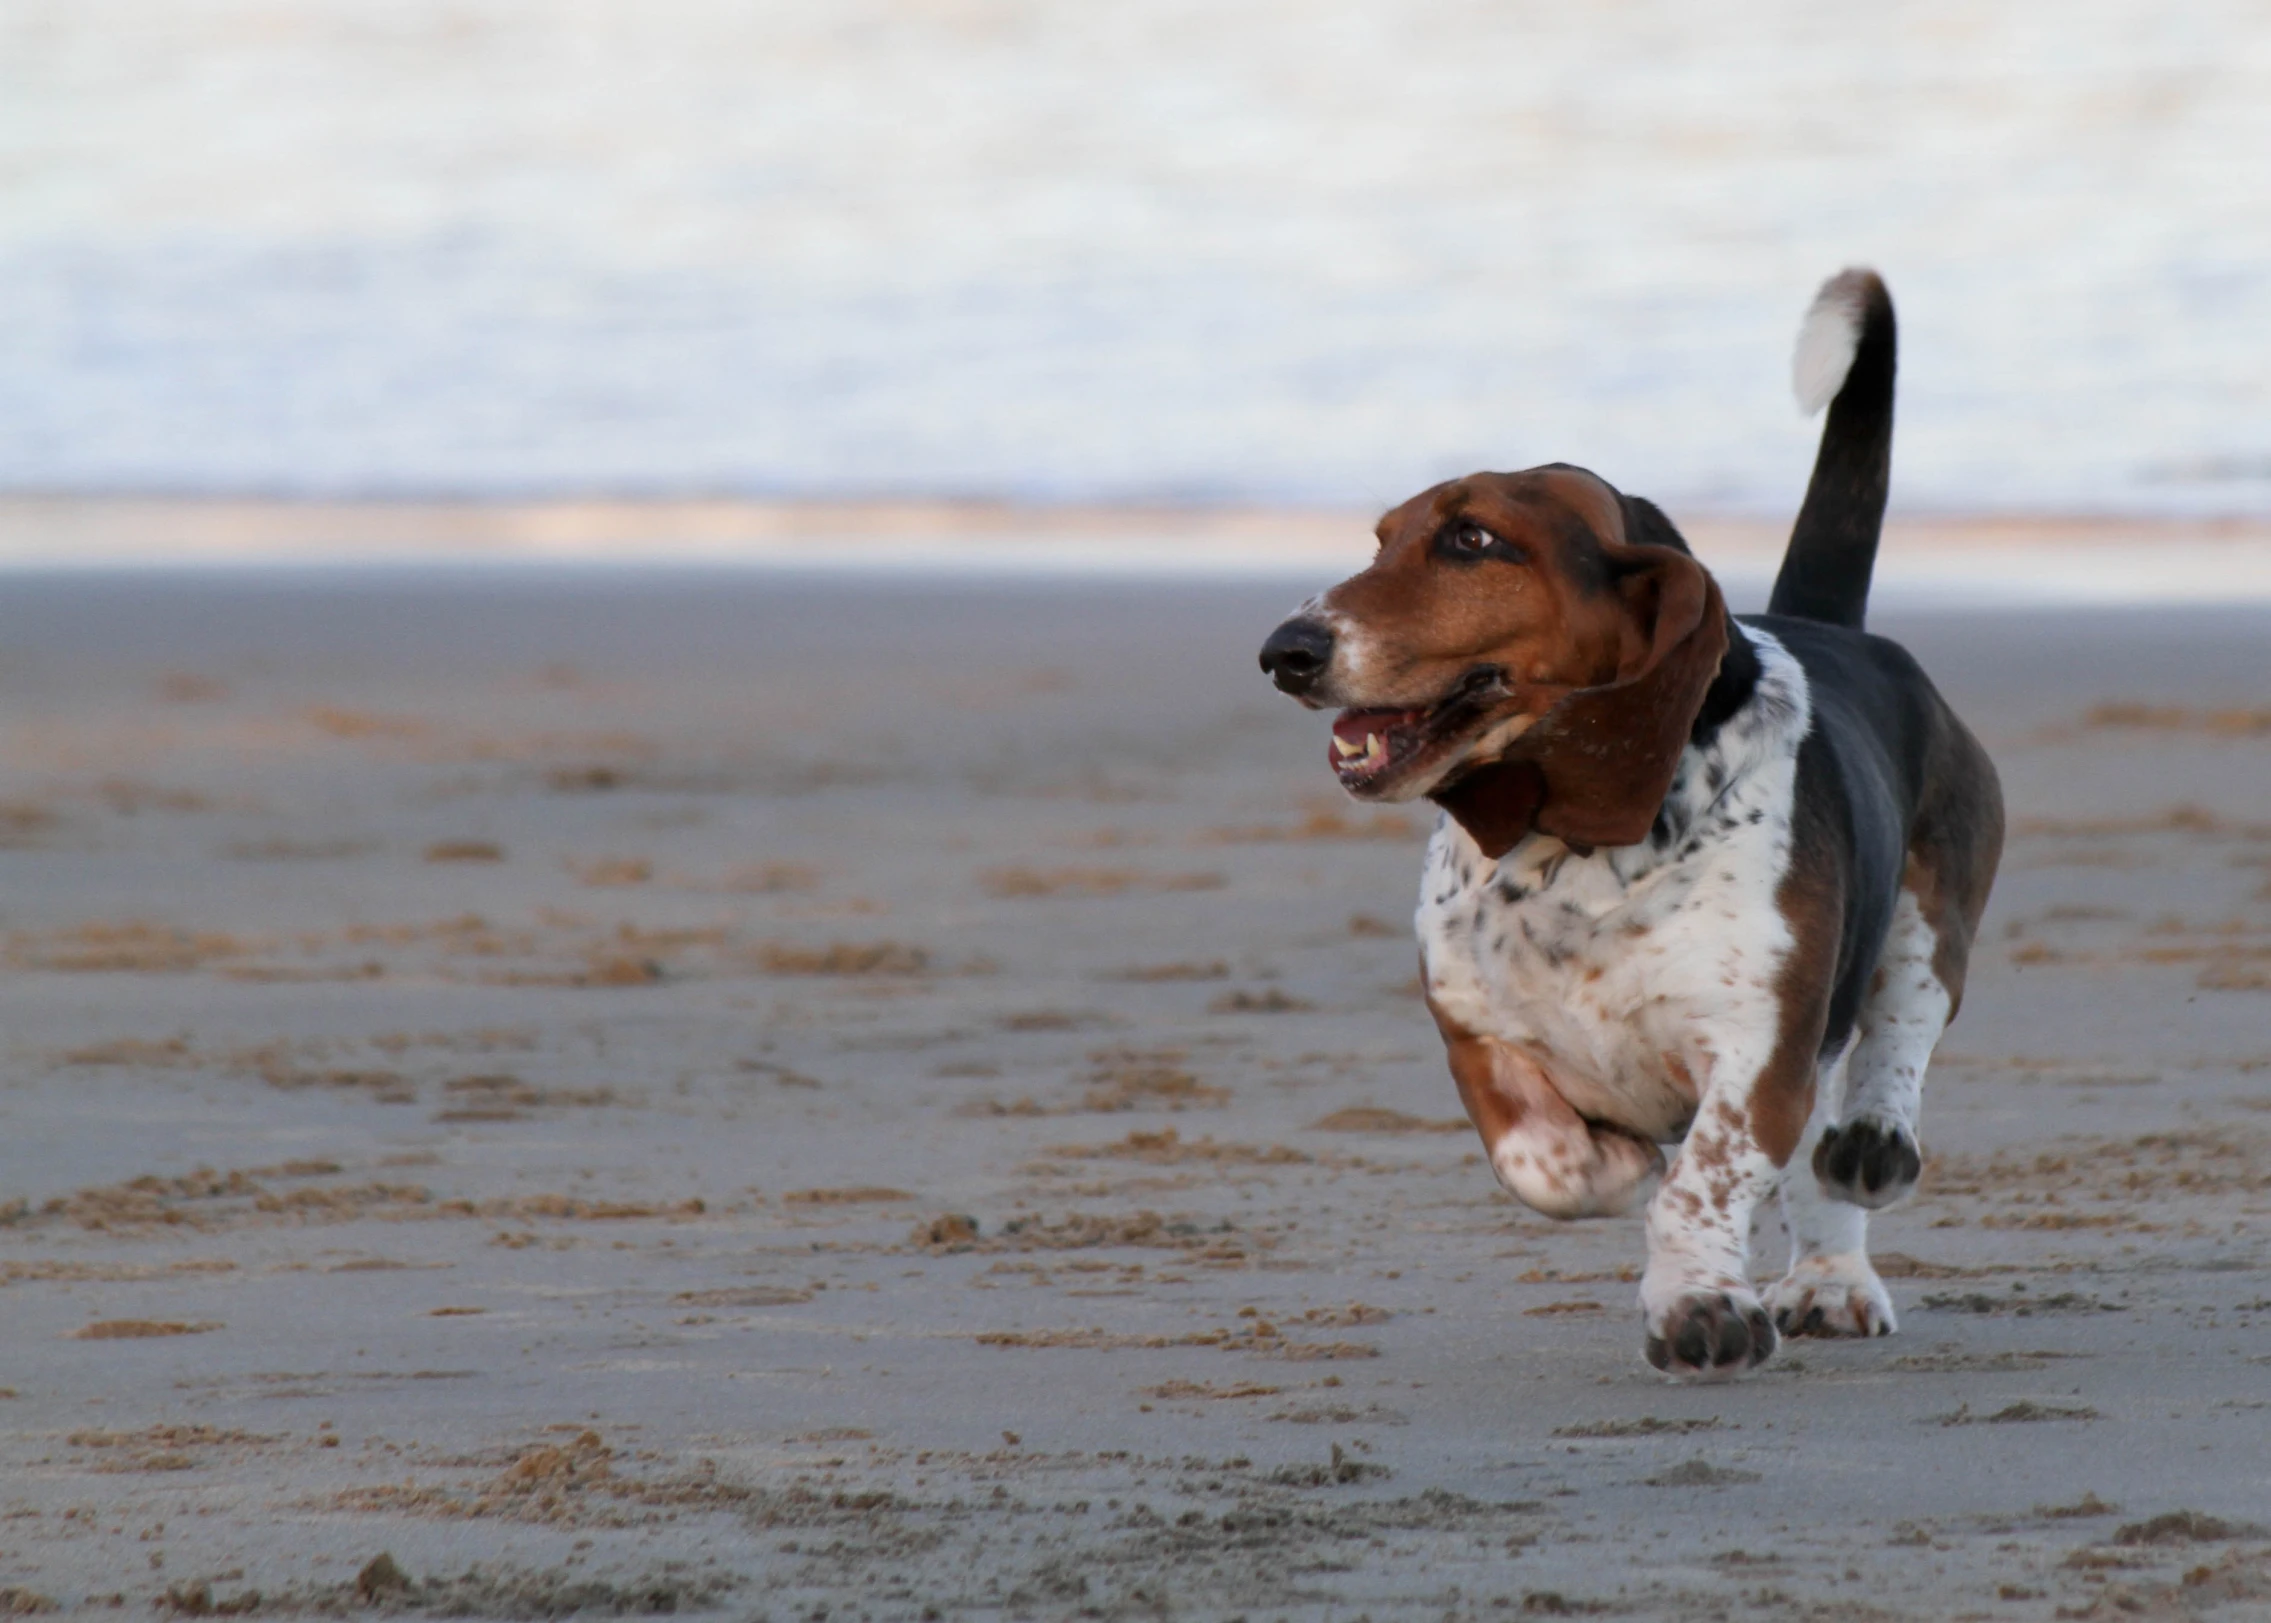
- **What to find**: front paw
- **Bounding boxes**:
[1495,1126,1664,1220]
[1642,1288,1776,1381]
[1812,1116,1921,1209]
[1766,1255,1897,1338]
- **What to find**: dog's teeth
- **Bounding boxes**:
[1334,730,1393,773]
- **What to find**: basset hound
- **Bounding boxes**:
[1260,270,2003,1380]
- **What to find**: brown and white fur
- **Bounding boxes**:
[1259,270,2002,1379]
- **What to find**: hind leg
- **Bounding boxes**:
[1813,889,1948,1210]
[1767,1045,1896,1338]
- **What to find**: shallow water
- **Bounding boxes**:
[4,1,2269,515]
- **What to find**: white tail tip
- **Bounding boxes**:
[1792,269,1875,415]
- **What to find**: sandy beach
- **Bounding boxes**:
[10,2,2271,1612]
[0,556,2267,1618]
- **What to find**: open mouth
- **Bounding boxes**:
[1328,668,1505,795]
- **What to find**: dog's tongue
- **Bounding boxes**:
[1330,707,1428,778]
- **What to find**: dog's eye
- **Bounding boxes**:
[1439,523,1520,562]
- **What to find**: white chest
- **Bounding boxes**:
[1415,629,1812,1141]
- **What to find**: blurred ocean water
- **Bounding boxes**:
[3,1,2269,515]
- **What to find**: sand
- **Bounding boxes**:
[0,564,2266,1619]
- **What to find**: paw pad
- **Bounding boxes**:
[1645,1292,1776,1379]
[1813,1118,1921,1209]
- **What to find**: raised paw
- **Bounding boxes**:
[1643,1290,1777,1381]
[1492,1122,1665,1220]
[1766,1255,1897,1339]
[1812,1116,1921,1210]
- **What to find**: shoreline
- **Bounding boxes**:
[0,495,2269,603]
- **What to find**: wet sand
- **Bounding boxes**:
[0,566,2266,1619]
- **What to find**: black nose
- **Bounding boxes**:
[1259,617,1335,695]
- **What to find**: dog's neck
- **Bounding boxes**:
[1688,611,1762,743]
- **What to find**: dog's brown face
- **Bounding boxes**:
[1260,464,1730,848]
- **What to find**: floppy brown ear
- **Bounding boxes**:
[1432,756,1548,860]
[1503,502,1728,850]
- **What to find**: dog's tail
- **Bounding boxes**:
[1768,268,1896,630]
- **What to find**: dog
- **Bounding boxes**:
[1259,270,2002,1380]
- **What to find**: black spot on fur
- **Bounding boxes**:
[1519,919,1571,969]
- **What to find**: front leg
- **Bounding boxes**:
[1431,1000,1664,1219]
[1639,1017,1825,1381]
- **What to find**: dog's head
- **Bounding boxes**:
[1259,464,1728,853]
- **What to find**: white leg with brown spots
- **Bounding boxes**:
[1768,1051,1897,1338]
[1637,1084,1783,1382]
[1487,1110,1665,1220]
